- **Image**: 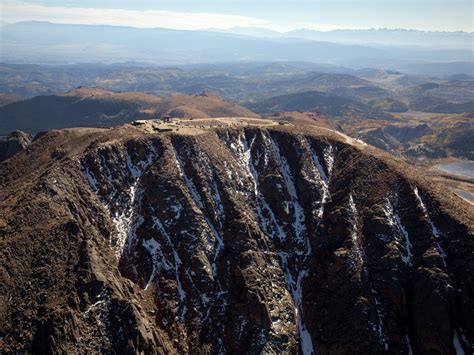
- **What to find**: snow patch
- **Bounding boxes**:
[369,287,389,351]
[413,187,447,266]
[142,237,173,290]
[453,329,466,355]
[267,134,314,354]
[82,144,158,258]
[348,194,364,269]
[383,199,413,266]
[227,131,314,352]
[323,144,335,176]
[308,141,332,219]
[151,215,187,321]
[269,136,306,243]
[172,145,225,280]
[83,165,100,192]
[111,183,142,256]
[406,335,414,355]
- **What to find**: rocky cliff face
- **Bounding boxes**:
[0,122,473,354]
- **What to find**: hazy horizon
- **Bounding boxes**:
[1,0,473,32]
[2,20,473,34]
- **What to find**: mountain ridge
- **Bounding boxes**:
[212,26,474,48]
[1,120,472,353]
[0,88,258,135]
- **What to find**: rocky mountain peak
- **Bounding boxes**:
[0,120,472,353]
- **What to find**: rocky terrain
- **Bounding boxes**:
[0,118,472,354]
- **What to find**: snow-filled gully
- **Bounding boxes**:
[227,131,335,354]
[413,187,448,266]
[383,199,413,267]
[413,187,467,354]
[349,193,392,351]
[172,146,225,283]
[83,144,158,258]
[172,144,229,348]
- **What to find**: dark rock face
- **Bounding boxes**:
[0,130,32,161]
[0,126,473,354]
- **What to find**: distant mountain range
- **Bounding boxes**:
[211,27,473,49]
[1,21,472,69]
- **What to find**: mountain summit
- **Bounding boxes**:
[1,118,472,353]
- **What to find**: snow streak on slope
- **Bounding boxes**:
[226,130,317,354]
[151,215,187,321]
[348,193,390,350]
[348,194,364,270]
[453,330,466,355]
[269,135,306,243]
[406,335,414,355]
[323,144,334,177]
[230,131,286,241]
[171,143,229,349]
[142,236,172,290]
[267,134,314,354]
[82,144,158,257]
[368,285,389,351]
[307,140,333,219]
[80,289,114,343]
[383,199,413,266]
[172,145,224,281]
[83,163,100,192]
[413,187,447,266]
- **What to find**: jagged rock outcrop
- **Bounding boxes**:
[0,122,473,354]
[0,130,32,162]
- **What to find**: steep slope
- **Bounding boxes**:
[0,121,473,354]
[0,88,258,135]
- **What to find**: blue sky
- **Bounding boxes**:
[2,0,473,31]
